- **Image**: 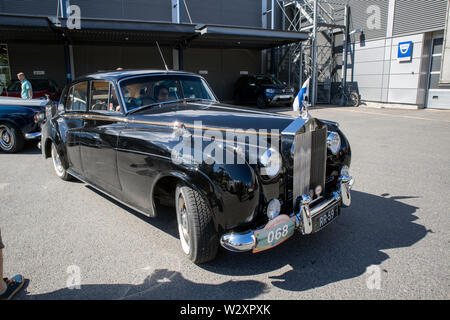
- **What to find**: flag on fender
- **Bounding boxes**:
[293,77,311,112]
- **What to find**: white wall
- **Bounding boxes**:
[347,33,428,107]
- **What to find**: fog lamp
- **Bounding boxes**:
[266,199,281,220]
[315,185,323,197]
[340,165,350,177]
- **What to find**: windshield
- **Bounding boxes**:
[255,75,283,86]
[119,75,217,111]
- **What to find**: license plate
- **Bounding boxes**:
[253,214,296,253]
[312,205,339,232]
[279,95,291,99]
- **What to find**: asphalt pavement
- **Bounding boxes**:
[0,105,449,299]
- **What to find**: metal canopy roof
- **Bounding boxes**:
[0,13,309,49]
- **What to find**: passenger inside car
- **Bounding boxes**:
[154,85,169,102]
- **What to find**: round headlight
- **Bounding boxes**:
[327,132,341,155]
[34,112,45,123]
[267,199,281,220]
[260,148,281,178]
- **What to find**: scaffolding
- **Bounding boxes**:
[270,0,349,106]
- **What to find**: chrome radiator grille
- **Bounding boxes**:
[293,127,327,206]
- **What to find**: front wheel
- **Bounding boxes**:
[256,95,266,109]
[0,124,24,153]
[51,142,72,181]
[349,91,360,107]
[175,183,219,264]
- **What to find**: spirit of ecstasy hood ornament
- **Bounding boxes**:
[300,100,311,120]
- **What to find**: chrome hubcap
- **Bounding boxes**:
[177,195,190,254]
[52,144,64,175]
[0,126,14,150]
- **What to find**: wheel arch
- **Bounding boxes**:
[150,170,224,232]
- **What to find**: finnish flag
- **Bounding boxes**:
[293,77,310,112]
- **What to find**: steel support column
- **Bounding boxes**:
[341,4,349,106]
[311,0,319,106]
[172,0,183,70]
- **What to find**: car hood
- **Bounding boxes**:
[0,97,47,112]
[129,101,296,133]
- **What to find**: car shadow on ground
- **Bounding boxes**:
[20,190,428,299]
[201,190,429,292]
[22,269,268,300]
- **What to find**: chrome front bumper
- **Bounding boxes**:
[220,175,354,252]
[267,94,294,105]
[24,132,41,140]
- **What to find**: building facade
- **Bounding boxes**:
[334,0,450,109]
[0,0,449,108]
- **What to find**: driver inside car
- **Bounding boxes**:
[154,85,169,102]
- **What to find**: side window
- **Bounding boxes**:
[70,82,88,111]
[65,86,74,111]
[90,81,121,113]
[90,81,109,111]
[58,87,68,109]
[109,84,121,113]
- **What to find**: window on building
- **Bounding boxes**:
[429,38,444,90]
[0,44,11,95]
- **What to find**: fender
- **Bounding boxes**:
[150,147,260,232]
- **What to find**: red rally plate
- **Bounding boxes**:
[253,214,296,253]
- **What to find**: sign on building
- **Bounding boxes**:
[397,41,413,62]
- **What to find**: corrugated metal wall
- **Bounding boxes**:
[0,0,57,15]
[70,0,171,21]
[393,0,448,36]
[327,0,389,40]
[182,0,262,27]
[348,0,389,40]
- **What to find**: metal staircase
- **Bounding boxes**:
[275,0,348,105]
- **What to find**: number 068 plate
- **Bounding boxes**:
[253,215,296,253]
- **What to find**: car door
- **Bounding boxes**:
[79,80,124,195]
[59,82,88,174]
[243,76,258,103]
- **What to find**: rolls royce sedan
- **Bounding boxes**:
[41,69,354,264]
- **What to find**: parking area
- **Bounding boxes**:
[0,105,449,300]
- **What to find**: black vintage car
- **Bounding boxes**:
[0,97,47,152]
[233,74,295,108]
[41,69,354,264]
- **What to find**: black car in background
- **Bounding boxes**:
[233,74,295,108]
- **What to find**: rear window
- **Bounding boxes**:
[6,79,49,92]
[30,79,49,91]
[7,81,20,92]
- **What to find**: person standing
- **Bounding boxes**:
[17,72,33,99]
[0,229,24,300]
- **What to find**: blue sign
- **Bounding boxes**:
[398,41,413,62]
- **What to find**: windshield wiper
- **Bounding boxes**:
[127,98,215,114]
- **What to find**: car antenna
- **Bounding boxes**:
[155,41,169,72]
